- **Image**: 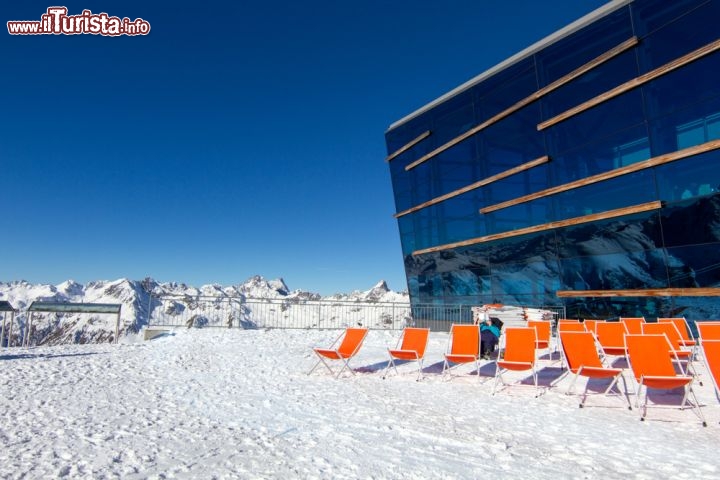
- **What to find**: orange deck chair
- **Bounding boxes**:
[697,321,720,342]
[442,324,481,379]
[558,321,586,333]
[559,331,631,409]
[493,327,539,395]
[658,317,697,352]
[642,322,695,376]
[308,327,368,378]
[383,327,430,381]
[583,319,600,334]
[527,320,553,361]
[620,317,645,335]
[557,320,587,369]
[594,321,627,360]
[625,334,706,426]
[701,340,720,404]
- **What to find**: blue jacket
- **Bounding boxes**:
[480,324,500,338]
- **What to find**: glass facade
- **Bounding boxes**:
[385,0,720,320]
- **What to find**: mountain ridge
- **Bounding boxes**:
[0,276,408,346]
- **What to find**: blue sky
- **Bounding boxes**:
[1,1,607,295]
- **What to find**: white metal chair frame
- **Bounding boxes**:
[308,328,368,379]
[382,328,430,381]
[492,327,539,396]
[442,324,481,381]
[624,333,706,426]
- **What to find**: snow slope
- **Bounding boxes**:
[1,328,718,479]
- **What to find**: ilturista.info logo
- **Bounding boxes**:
[7,7,151,36]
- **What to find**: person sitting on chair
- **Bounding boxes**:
[480,318,500,359]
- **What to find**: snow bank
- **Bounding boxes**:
[1,329,718,479]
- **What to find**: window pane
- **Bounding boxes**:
[642,54,720,120]
[665,243,720,287]
[660,193,720,246]
[556,208,663,258]
[558,248,669,290]
[633,0,719,72]
[550,123,650,184]
[552,170,656,222]
[543,89,645,155]
[535,6,633,88]
[541,50,638,119]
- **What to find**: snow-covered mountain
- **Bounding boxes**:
[0,276,408,346]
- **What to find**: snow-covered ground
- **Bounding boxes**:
[1,328,719,479]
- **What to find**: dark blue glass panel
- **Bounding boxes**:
[563,296,680,320]
[550,123,650,184]
[429,93,476,150]
[482,163,551,207]
[648,95,720,157]
[642,54,720,121]
[390,174,412,212]
[441,270,487,296]
[388,135,436,177]
[482,230,558,265]
[385,109,433,155]
[536,6,633,88]
[483,200,552,235]
[556,208,663,259]
[543,89,645,155]
[660,194,720,247]
[656,150,720,205]
[471,57,536,109]
[541,50,638,119]
[483,103,544,168]
[633,0,717,72]
[631,0,708,37]
[490,260,561,303]
[479,65,538,121]
[435,138,479,193]
[558,248,670,291]
[665,243,720,287]
[553,170,656,222]
[399,233,416,257]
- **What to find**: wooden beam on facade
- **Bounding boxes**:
[413,200,661,256]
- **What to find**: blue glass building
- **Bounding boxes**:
[385,0,720,320]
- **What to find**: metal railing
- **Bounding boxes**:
[147,294,565,332]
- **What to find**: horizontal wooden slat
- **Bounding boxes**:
[557,288,720,297]
[533,36,639,99]
[395,156,549,218]
[386,130,431,162]
[413,201,661,256]
[480,139,720,214]
[402,37,639,172]
[538,38,720,131]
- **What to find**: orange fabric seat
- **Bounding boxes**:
[308,327,368,378]
[595,321,627,358]
[642,322,696,376]
[383,327,430,381]
[625,334,706,426]
[559,331,631,409]
[493,327,538,395]
[527,320,553,361]
[658,317,696,349]
[620,317,645,335]
[697,321,720,342]
[442,324,481,380]
[701,340,720,403]
[583,319,600,334]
